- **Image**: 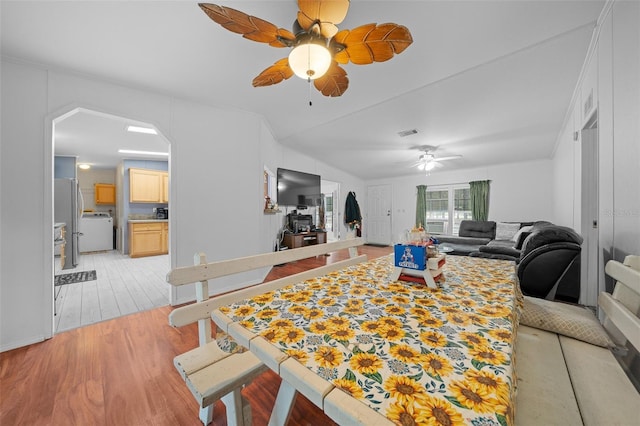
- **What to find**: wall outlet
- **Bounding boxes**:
[152,208,157,213]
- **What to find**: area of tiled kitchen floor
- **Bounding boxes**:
[54,251,170,333]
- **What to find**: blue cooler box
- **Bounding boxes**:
[394,244,427,271]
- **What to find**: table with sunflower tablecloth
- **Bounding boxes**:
[215,254,522,426]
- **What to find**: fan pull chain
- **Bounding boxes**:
[308,77,313,106]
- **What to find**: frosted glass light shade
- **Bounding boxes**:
[424,161,436,171]
[288,43,331,80]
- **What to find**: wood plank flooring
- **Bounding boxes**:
[55,251,170,333]
[1,245,392,426]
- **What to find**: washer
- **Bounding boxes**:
[80,212,113,253]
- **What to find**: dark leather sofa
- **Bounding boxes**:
[435,220,497,255]
[435,220,540,255]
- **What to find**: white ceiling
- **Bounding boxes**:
[54,110,169,169]
[1,1,604,178]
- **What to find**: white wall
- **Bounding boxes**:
[0,61,50,351]
[609,1,640,259]
[552,1,640,299]
[0,60,364,352]
[366,159,554,243]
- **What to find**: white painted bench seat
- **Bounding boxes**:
[515,255,640,426]
[167,238,366,426]
[176,347,267,409]
[515,325,582,424]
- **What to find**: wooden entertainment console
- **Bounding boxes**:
[283,231,327,249]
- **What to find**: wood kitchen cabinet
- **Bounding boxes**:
[161,222,168,253]
[161,172,169,203]
[129,168,168,203]
[95,183,116,205]
[129,222,168,257]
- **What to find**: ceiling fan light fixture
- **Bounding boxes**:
[288,40,331,80]
[424,161,436,171]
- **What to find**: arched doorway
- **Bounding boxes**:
[51,107,173,333]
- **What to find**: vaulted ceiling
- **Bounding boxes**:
[1,1,604,178]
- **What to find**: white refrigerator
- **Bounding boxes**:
[54,178,83,269]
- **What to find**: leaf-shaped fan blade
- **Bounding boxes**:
[313,62,349,97]
[199,3,295,47]
[333,23,413,65]
[297,12,339,38]
[298,0,350,25]
[297,0,350,38]
[252,58,294,87]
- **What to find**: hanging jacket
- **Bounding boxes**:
[345,191,362,226]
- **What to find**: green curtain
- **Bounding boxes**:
[469,180,490,221]
[415,185,427,228]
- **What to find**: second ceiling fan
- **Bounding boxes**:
[412,145,462,172]
[199,1,413,97]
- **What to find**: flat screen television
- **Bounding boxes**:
[277,168,321,208]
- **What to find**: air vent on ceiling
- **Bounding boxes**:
[397,129,418,137]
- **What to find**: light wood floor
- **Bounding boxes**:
[55,251,170,333]
[2,245,392,426]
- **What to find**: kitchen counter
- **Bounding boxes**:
[128,219,168,223]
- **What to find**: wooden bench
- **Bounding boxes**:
[515,255,640,425]
[167,238,366,426]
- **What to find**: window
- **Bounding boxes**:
[453,187,472,234]
[425,184,471,235]
[425,190,449,233]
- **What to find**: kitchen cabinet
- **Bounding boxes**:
[129,222,168,257]
[129,168,168,203]
[161,222,168,253]
[95,183,116,205]
[161,172,169,203]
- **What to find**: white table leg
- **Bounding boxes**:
[267,381,297,426]
[222,389,243,426]
[199,405,213,426]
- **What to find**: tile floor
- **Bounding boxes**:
[54,250,170,333]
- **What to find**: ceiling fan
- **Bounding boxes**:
[198,1,413,97]
[412,145,462,172]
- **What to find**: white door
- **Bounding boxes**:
[581,127,599,306]
[366,184,392,245]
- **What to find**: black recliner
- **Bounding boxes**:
[516,225,582,303]
[470,223,582,303]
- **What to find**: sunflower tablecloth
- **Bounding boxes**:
[218,254,522,426]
